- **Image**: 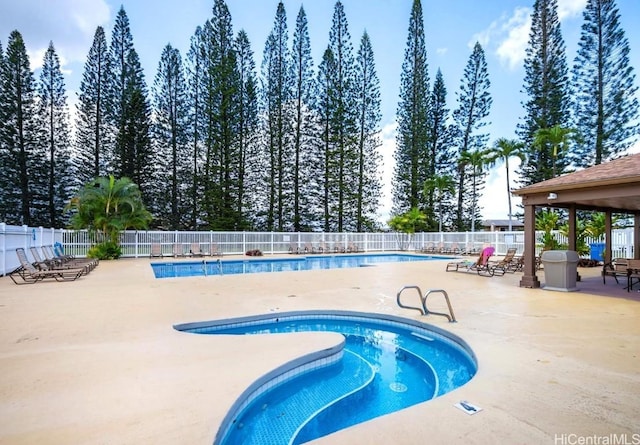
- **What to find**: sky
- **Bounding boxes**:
[1,0,639,224]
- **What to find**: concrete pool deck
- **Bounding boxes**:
[0,254,638,444]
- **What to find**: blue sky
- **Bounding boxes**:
[1,0,639,222]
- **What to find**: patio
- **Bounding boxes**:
[0,256,638,444]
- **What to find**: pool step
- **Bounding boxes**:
[222,351,374,445]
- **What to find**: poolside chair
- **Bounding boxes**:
[10,248,85,285]
[332,243,346,253]
[347,242,361,253]
[42,245,98,271]
[444,243,461,255]
[33,246,92,275]
[28,246,56,270]
[288,243,303,254]
[190,242,204,257]
[507,254,525,273]
[150,243,164,258]
[172,243,187,257]
[488,248,517,276]
[209,243,223,257]
[446,246,496,276]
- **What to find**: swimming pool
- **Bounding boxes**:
[176,311,477,444]
[151,253,444,278]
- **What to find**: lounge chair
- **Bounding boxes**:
[150,243,164,258]
[488,248,517,276]
[10,248,85,285]
[347,242,362,253]
[42,245,98,271]
[28,246,56,270]
[288,243,303,254]
[333,243,346,253]
[32,246,92,275]
[208,243,223,257]
[190,242,204,257]
[172,243,187,257]
[447,243,461,255]
[446,246,496,276]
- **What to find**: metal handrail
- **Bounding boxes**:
[396,285,457,322]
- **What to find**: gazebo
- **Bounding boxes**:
[512,153,640,288]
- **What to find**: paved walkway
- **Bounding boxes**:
[0,255,638,444]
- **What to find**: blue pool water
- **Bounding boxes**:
[176,311,477,444]
[151,253,443,278]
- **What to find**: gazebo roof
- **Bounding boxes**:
[512,153,640,212]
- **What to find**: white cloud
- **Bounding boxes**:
[436,47,448,56]
[0,0,111,70]
[486,0,587,71]
[480,157,524,220]
[558,0,587,20]
[470,19,497,49]
[495,7,532,71]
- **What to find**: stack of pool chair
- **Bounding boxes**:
[37,245,98,275]
[9,247,88,285]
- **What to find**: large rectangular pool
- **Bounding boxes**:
[151,253,444,278]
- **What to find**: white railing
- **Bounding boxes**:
[1,223,635,276]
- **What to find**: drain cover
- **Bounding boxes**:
[389,382,408,392]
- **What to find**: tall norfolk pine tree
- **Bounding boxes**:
[316,47,337,232]
[393,0,430,214]
[354,31,382,232]
[109,7,154,199]
[572,0,639,167]
[327,0,358,232]
[0,31,40,225]
[185,26,206,229]
[262,2,292,232]
[290,6,317,231]
[235,30,260,230]
[204,0,242,230]
[35,41,74,228]
[152,44,189,229]
[426,68,454,229]
[518,0,570,185]
[451,42,492,232]
[74,26,113,187]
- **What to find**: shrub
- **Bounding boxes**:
[88,241,122,260]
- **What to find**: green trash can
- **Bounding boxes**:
[541,250,579,292]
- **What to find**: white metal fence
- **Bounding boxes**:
[1,223,635,276]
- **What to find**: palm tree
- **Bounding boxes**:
[535,209,560,250]
[488,138,526,231]
[459,149,491,232]
[66,175,153,245]
[533,125,576,178]
[423,174,454,232]
[388,207,427,250]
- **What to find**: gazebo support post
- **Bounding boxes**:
[568,205,580,281]
[520,203,540,288]
[634,213,640,260]
[605,211,613,265]
[568,206,577,251]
